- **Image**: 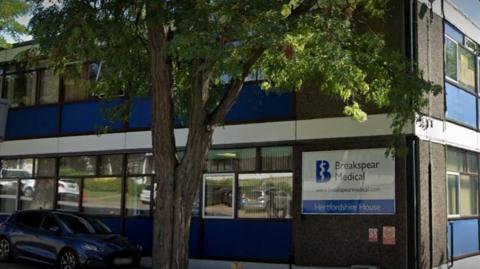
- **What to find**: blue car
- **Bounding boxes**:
[0,210,142,269]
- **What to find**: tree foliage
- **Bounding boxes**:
[29,0,440,136]
[0,0,29,48]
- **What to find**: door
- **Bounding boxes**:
[35,213,64,264]
[10,211,43,260]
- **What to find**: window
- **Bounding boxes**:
[20,179,55,210]
[82,177,121,215]
[261,147,292,171]
[57,178,81,211]
[35,158,56,178]
[203,174,234,218]
[3,72,37,107]
[444,22,479,128]
[1,158,33,178]
[14,211,44,228]
[206,148,256,172]
[238,173,292,219]
[59,156,96,176]
[447,148,479,217]
[126,176,151,216]
[99,155,123,176]
[63,65,89,102]
[38,69,59,104]
[127,153,154,174]
[0,179,17,213]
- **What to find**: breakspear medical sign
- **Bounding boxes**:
[302,148,395,214]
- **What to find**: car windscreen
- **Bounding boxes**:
[56,214,96,234]
[83,216,112,234]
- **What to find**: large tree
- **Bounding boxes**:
[28,1,439,268]
[0,0,29,48]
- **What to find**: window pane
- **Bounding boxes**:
[238,173,292,219]
[83,177,121,215]
[467,152,478,174]
[39,69,59,104]
[445,82,477,128]
[126,176,151,216]
[458,46,476,91]
[261,147,292,171]
[445,38,458,81]
[4,72,37,107]
[1,159,33,178]
[56,178,81,211]
[127,153,154,174]
[59,156,96,176]
[99,155,123,176]
[0,179,17,213]
[447,148,464,172]
[20,179,54,210]
[445,23,464,43]
[448,174,459,215]
[460,174,478,216]
[203,174,234,218]
[207,148,256,172]
[35,158,56,177]
[64,66,89,102]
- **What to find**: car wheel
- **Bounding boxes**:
[0,237,11,262]
[59,250,78,269]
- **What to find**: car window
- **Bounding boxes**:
[15,212,43,229]
[41,214,60,231]
[83,216,112,234]
[56,213,95,234]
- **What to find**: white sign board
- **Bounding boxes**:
[302,148,395,214]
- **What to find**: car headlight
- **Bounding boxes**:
[81,243,104,252]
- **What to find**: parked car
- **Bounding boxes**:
[0,210,142,269]
[242,187,291,217]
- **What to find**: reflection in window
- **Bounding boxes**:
[126,177,151,216]
[238,173,292,219]
[39,69,59,104]
[83,177,121,215]
[59,156,96,176]
[56,178,81,211]
[448,174,459,216]
[0,179,17,213]
[35,158,56,178]
[4,72,37,107]
[20,179,54,210]
[99,155,123,176]
[460,174,478,216]
[207,148,256,172]
[445,82,476,128]
[458,46,476,91]
[261,147,292,171]
[1,159,33,178]
[127,154,154,174]
[203,174,234,218]
[445,38,457,81]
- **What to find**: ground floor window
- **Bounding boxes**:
[447,147,479,218]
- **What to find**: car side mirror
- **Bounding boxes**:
[49,226,61,234]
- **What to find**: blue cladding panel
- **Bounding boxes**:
[6,105,58,139]
[61,99,124,134]
[448,219,480,257]
[130,97,152,129]
[99,218,122,234]
[125,219,153,256]
[445,83,477,128]
[0,215,9,222]
[226,83,294,122]
[202,219,291,262]
[190,218,201,257]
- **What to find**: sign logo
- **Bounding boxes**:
[316,160,331,182]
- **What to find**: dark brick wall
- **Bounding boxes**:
[292,136,408,269]
[416,3,445,119]
[417,141,447,268]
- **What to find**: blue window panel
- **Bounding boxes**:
[448,219,480,257]
[190,218,201,257]
[445,23,464,43]
[202,219,291,262]
[6,105,59,139]
[226,83,294,122]
[99,218,122,234]
[445,83,477,128]
[125,219,153,256]
[61,99,124,134]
